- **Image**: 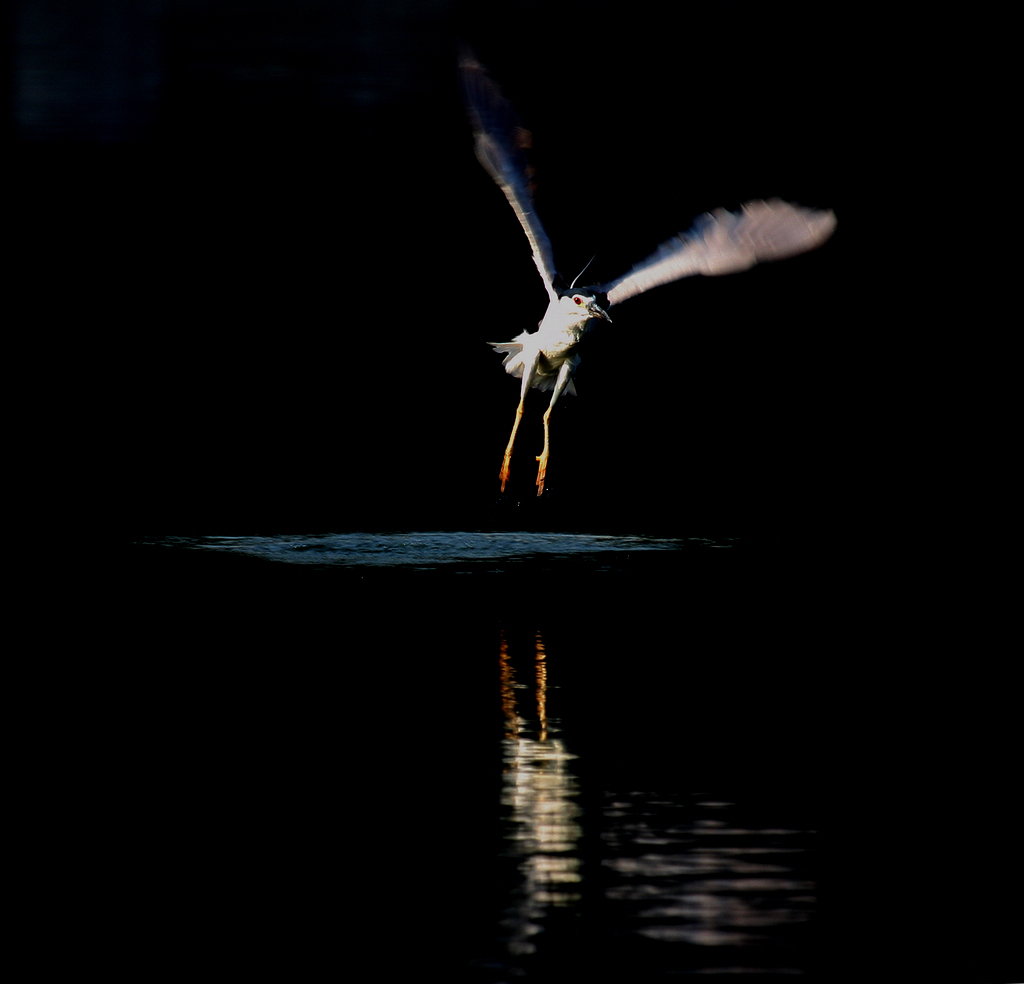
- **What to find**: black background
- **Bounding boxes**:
[13,0,846,531]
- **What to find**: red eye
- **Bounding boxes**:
[574,296,583,305]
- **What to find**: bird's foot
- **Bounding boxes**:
[534,453,549,497]
[499,458,512,492]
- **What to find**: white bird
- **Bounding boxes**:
[461,53,836,496]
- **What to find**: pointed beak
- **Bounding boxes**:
[588,301,612,323]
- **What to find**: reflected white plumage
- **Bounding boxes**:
[461,52,836,496]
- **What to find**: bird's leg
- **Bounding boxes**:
[499,398,525,491]
[535,362,574,497]
[499,355,540,491]
[535,407,553,496]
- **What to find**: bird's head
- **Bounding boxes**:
[555,286,612,323]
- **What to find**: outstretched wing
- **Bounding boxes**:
[460,51,558,304]
[599,199,836,307]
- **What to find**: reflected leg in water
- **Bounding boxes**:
[496,628,583,961]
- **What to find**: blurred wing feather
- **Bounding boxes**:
[601,199,836,307]
[460,52,558,303]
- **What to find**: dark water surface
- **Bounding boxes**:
[121,535,831,980]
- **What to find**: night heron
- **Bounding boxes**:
[461,53,836,496]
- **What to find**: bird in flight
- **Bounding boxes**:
[460,52,836,496]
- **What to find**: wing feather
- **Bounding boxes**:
[460,52,558,303]
[601,199,836,307]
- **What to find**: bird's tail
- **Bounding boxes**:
[486,341,577,396]
[487,341,524,374]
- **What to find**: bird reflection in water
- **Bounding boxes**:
[497,628,582,956]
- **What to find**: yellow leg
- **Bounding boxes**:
[499,399,525,491]
[535,407,552,496]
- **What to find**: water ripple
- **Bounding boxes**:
[138,532,736,568]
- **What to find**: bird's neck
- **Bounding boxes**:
[541,304,591,333]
